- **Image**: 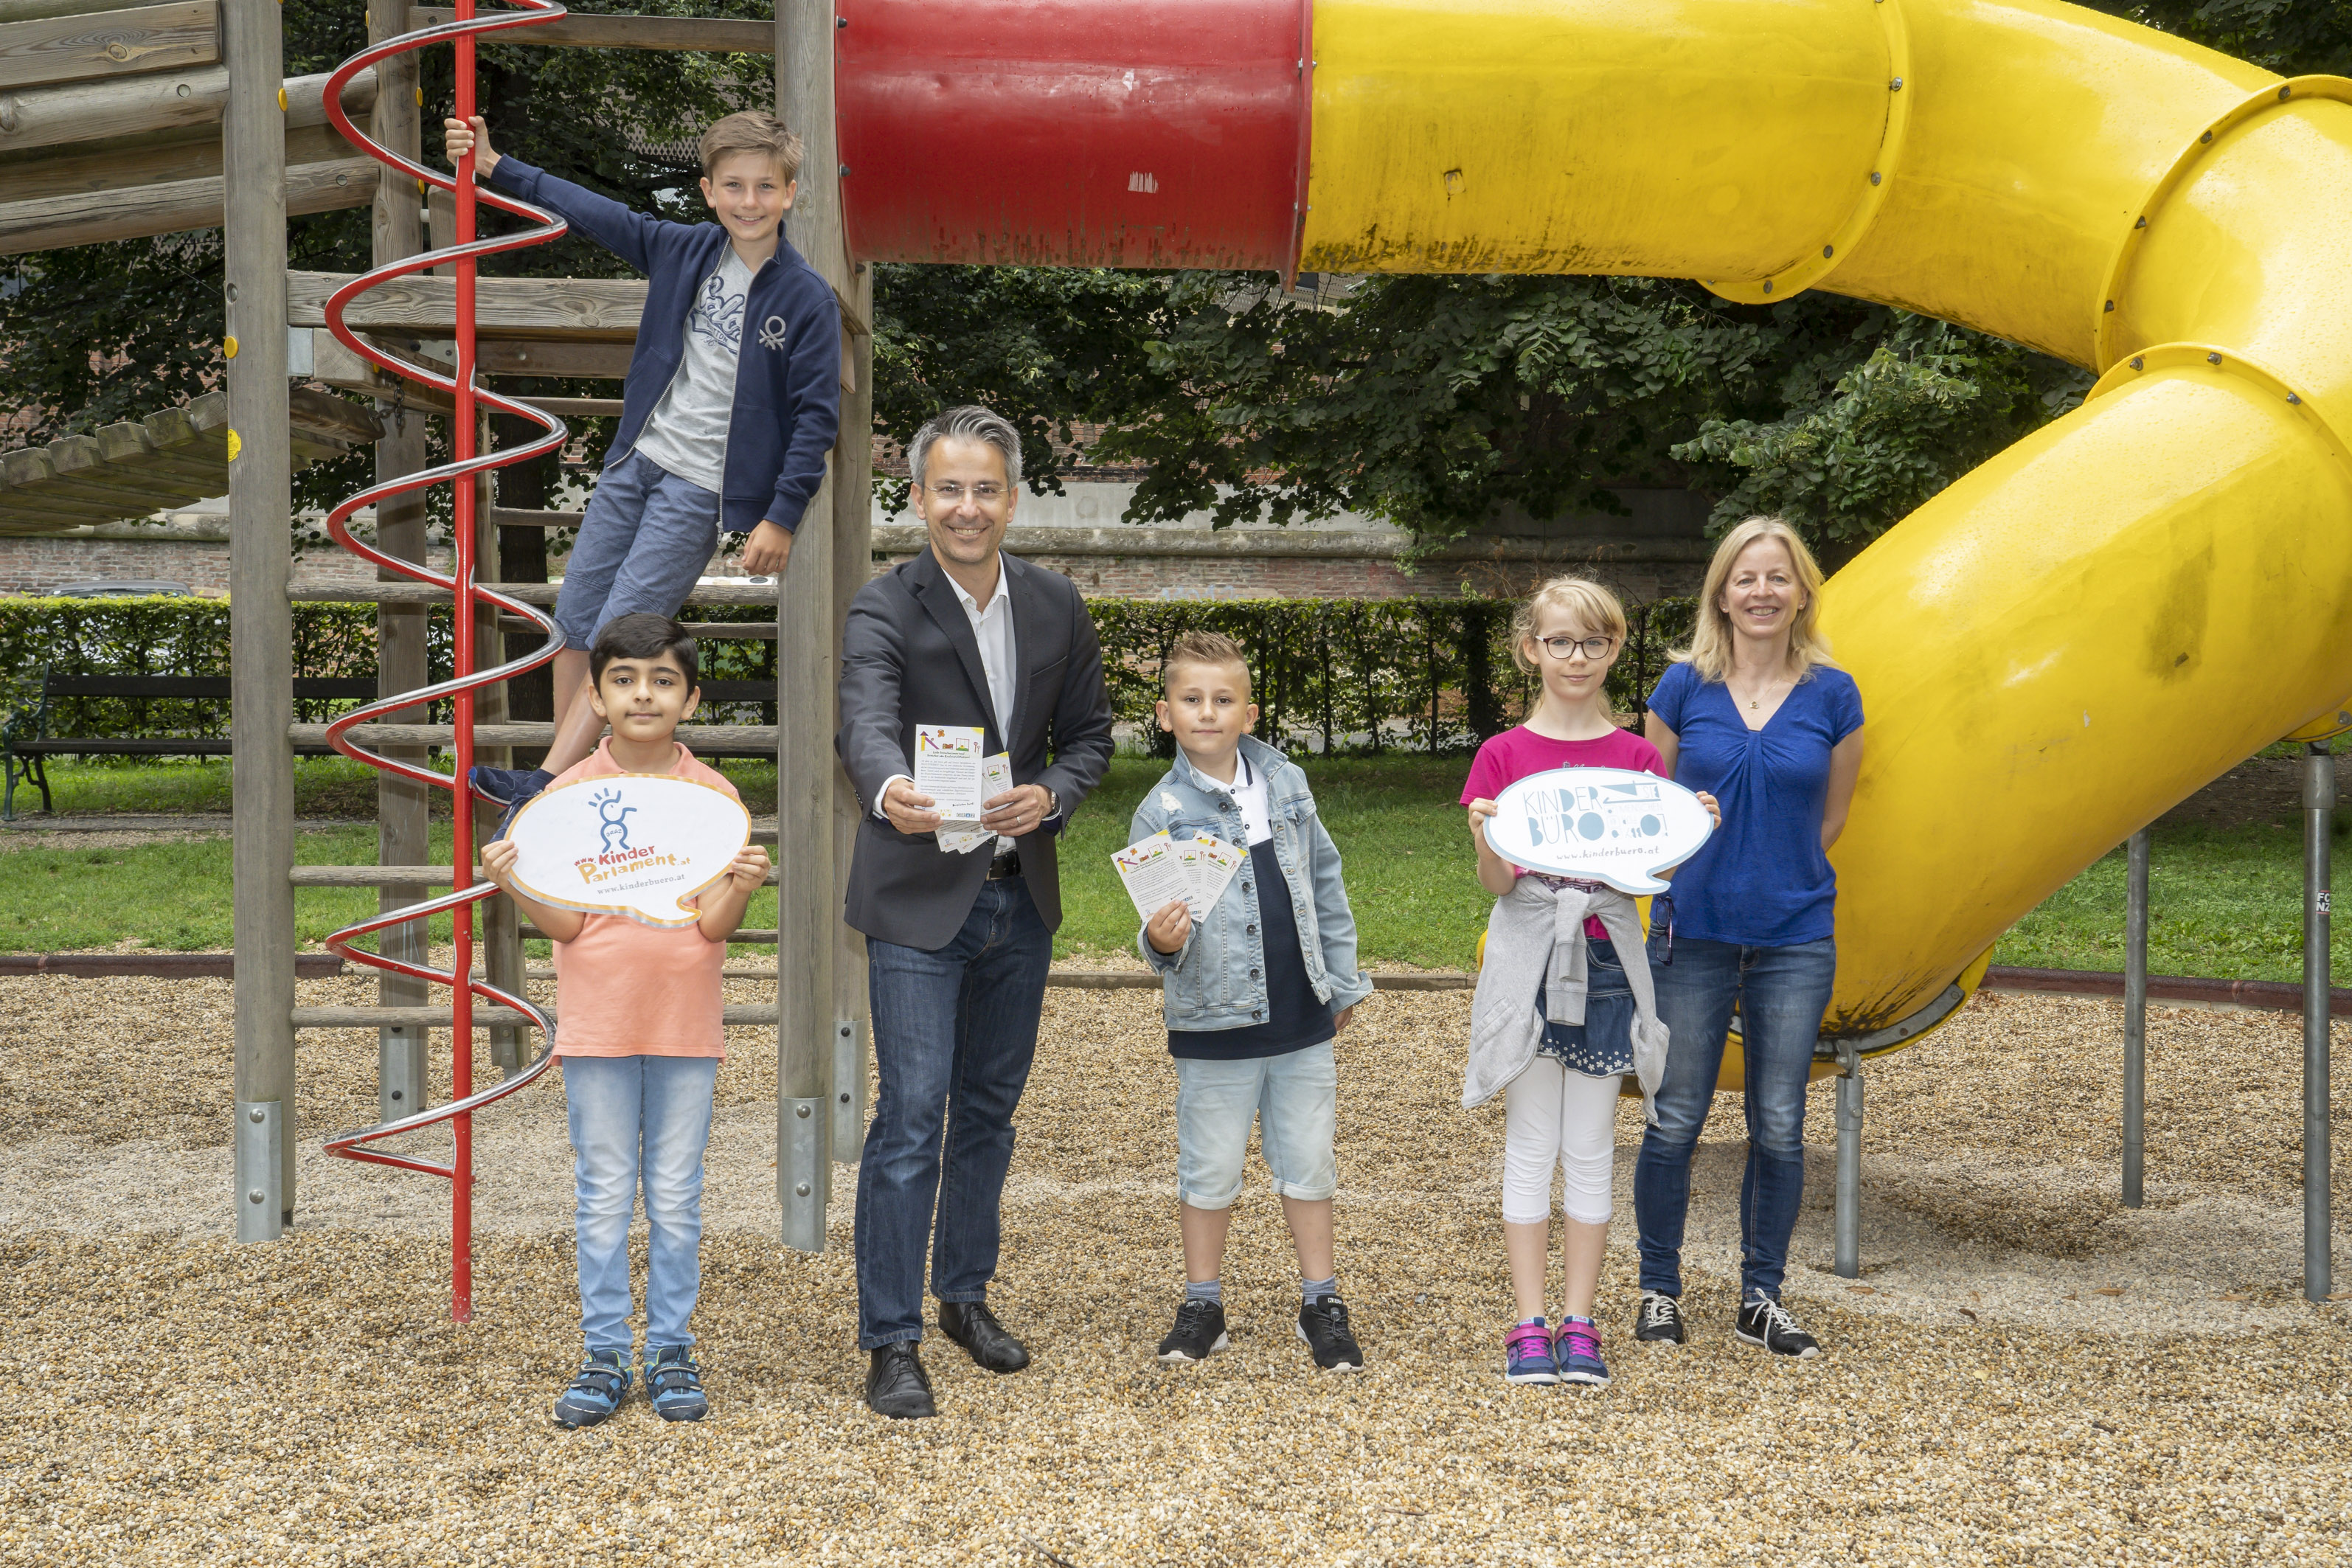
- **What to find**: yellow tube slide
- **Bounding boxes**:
[1303,1,2352,1074]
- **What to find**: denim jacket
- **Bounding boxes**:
[1129,735,1374,1031]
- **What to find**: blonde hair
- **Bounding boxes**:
[1510,575,1630,724]
[698,111,805,182]
[1676,516,1834,683]
[1162,629,1250,695]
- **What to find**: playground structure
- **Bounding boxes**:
[0,0,2340,1309]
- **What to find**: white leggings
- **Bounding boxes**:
[1502,1058,1623,1226]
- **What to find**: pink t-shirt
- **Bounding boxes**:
[547,739,740,1059]
[1461,724,1667,938]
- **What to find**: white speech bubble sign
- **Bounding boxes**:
[505,773,752,928]
[1482,766,1714,896]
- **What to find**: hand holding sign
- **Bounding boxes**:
[503,774,754,928]
[1481,766,1715,895]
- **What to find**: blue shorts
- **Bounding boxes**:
[552,449,721,651]
[1173,1043,1338,1209]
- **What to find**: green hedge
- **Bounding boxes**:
[0,594,1698,755]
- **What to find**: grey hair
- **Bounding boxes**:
[906,404,1024,492]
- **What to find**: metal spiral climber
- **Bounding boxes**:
[316,0,571,1321]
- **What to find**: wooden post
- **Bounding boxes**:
[775,0,841,1252]
[369,0,432,1123]
[832,267,873,1163]
[225,0,295,1240]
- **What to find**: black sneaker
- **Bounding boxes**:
[552,1347,631,1428]
[1157,1298,1229,1363]
[1296,1294,1364,1372]
[1735,1293,1822,1359]
[643,1345,707,1422]
[1634,1290,1687,1345]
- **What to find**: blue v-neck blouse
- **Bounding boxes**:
[1646,660,1864,947]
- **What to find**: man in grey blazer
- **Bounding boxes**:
[836,404,1115,1419]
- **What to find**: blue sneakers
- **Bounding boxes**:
[1554,1317,1611,1387]
[552,1348,631,1428]
[644,1345,709,1422]
[469,765,554,840]
[1504,1319,1559,1385]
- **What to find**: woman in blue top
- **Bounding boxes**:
[1633,517,1864,1360]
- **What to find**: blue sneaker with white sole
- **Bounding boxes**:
[552,1348,631,1428]
[469,765,554,840]
[1503,1319,1558,1385]
[1553,1317,1611,1387]
[644,1345,709,1422]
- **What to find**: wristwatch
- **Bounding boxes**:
[1043,787,1061,819]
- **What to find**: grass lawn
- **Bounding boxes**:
[1,756,2345,982]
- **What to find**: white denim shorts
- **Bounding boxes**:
[1172,1043,1338,1209]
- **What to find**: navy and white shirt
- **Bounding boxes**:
[634,249,753,493]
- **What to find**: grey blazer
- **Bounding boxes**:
[836,547,1116,950]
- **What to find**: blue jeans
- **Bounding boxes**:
[562,1053,720,1354]
[1173,1043,1339,1209]
[856,878,1053,1349]
[552,448,721,649]
[1633,936,1836,1302]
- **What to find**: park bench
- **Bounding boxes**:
[2,670,782,818]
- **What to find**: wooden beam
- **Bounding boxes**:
[0,153,375,254]
[285,268,646,341]
[407,7,772,53]
[476,339,634,377]
[0,0,162,22]
[0,63,369,156]
[290,722,782,749]
[223,0,294,1235]
[0,0,216,92]
[0,119,344,202]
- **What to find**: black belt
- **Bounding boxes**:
[987,848,1021,880]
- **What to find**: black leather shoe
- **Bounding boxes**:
[938,1299,1031,1373]
[864,1343,936,1419]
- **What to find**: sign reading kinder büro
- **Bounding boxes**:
[1483,766,1714,896]
[504,774,753,928]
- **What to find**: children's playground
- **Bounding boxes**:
[4,0,2352,1558]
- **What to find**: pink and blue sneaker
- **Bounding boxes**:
[1553,1316,1611,1387]
[1503,1319,1559,1385]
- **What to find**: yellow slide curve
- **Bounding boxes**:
[1308,0,2352,1081]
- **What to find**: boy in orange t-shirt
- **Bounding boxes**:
[482,613,770,1429]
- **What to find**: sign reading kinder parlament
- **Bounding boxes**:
[505,774,753,928]
[1483,766,1715,896]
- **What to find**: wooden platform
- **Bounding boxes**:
[0,386,381,535]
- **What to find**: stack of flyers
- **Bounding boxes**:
[1113,830,1247,921]
[914,724,985,819]
[1111,832,1194,921]
[937,752,1013,854]
[1170,833,1246,917]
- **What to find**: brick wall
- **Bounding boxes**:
[870,547,1701,603]
[0,530,380,596]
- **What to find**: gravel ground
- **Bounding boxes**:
[4,974,2350,1564]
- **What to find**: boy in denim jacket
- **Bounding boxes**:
[1130,631,1373,1370]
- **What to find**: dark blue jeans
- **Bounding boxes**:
[856,877,1053,1349]
[1633,935,1836,1302]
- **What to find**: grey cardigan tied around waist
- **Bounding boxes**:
[1465,876,1669,1121]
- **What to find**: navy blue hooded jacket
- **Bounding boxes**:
[485,157,842,534]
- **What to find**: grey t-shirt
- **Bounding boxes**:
[633,247,754,494]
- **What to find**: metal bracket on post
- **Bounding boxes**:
[1834,1039,1863,1280]
[782,1097,829,1252]
[2303,741,2334,1302]
[379,1026,429,1124]
[2123,827,2151,1207]
[235,1100,285,1242]
[832,1017,864,1162]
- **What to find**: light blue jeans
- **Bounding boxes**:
[1173,1044,1339,1209]
[552,448,721,649]
[562,1053,719,1355]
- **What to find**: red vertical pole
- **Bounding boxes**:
[449,0,479,1325]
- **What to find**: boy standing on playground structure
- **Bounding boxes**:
[481,614,772,1428]
[1128,631,1374,1372]
[443,110,842,820]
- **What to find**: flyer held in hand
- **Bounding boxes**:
[1482,766,1714,895]
[505,774,754,927]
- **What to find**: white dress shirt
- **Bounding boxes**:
[1197,750,1272,845]
[878,553,1024,851]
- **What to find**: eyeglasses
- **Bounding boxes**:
[927,481,1007,504]
[1536,634,1617,661]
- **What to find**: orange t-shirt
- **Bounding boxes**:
[546,740,740,1058]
